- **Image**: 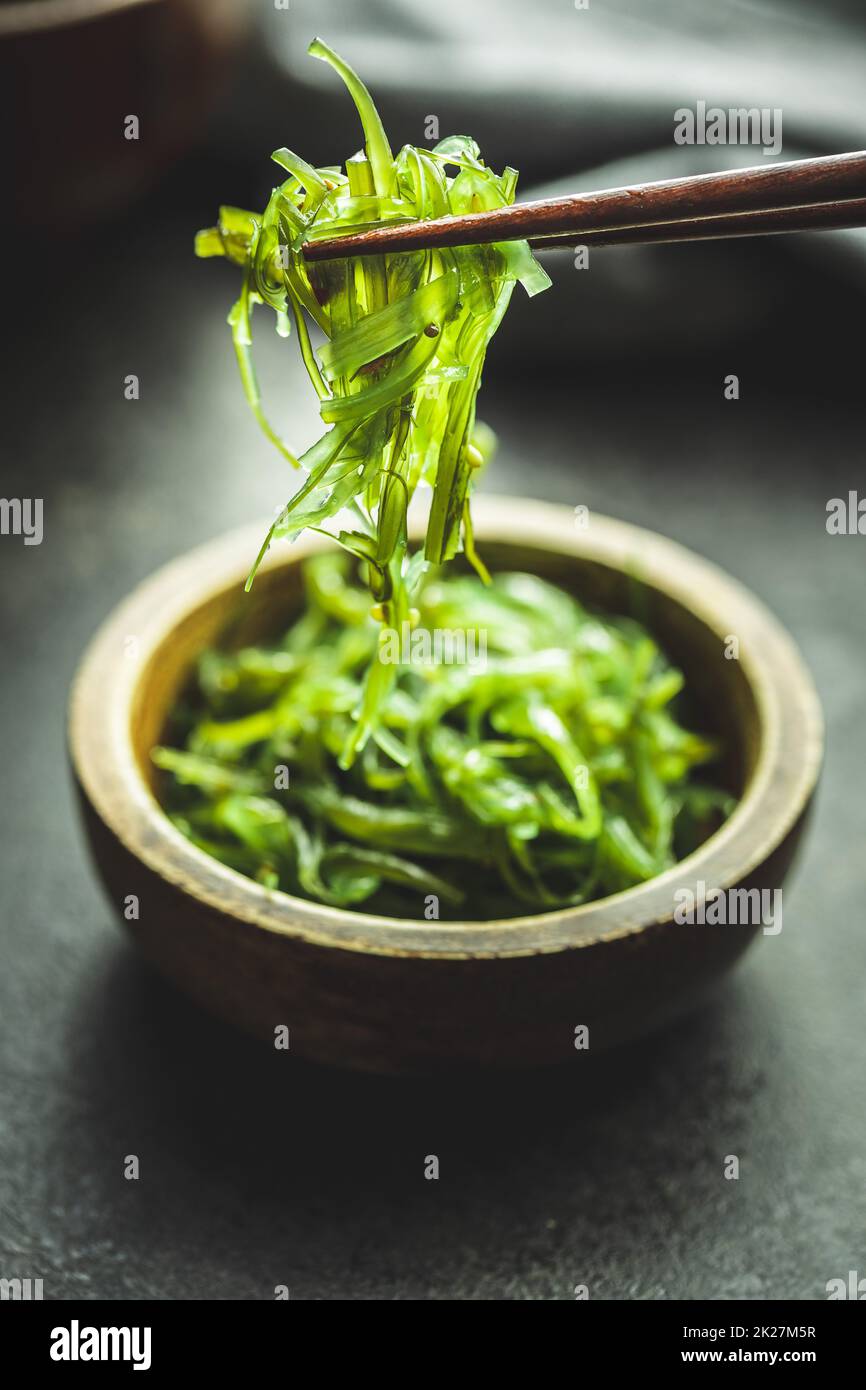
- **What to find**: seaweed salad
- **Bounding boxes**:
[154,38,733,918]
[192,36,550,766]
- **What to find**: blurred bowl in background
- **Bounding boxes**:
[3,0,253,231]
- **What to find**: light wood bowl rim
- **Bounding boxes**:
[68,497,823,961]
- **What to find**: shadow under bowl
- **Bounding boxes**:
[68,498,823,1073]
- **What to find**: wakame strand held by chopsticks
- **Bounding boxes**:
[196,35,554,767]
[302,150,866,260]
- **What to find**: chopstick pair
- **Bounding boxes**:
[302,151,866,261]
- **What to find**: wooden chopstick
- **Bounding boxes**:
[527,197,866,251]
[302,150,866,262]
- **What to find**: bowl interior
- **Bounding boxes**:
[132,537,758,835]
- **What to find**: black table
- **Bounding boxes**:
[1,158,864,1302]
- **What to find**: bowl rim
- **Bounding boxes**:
[68,497,823,961]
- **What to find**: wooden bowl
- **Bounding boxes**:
[69,498,823,1073]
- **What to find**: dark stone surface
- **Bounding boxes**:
[2,95,865,1302]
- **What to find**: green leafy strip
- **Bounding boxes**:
[153,556,734,918]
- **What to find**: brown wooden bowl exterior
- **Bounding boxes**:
[68,499,823,1073]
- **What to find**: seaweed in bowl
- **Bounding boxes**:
[153,552,734,920]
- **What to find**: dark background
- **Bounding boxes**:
[1,0,864,1300]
